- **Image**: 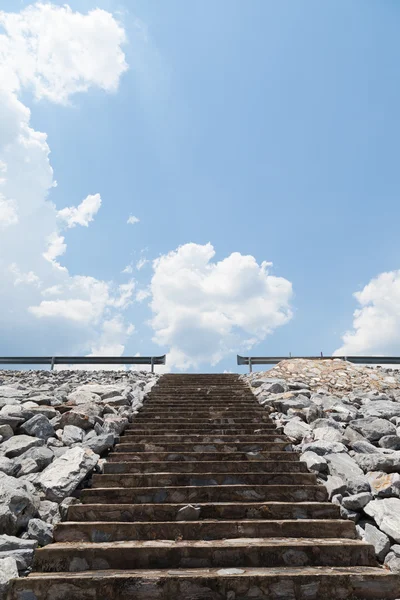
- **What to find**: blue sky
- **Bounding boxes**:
[1,1,400,372]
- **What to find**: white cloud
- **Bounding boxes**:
[8,263,40,287]
[0,3,131,358]
[127,215,140,225]
[0,3,128,103]
[57,193,101,228]
[149,243,293,370]
[122,264,133,274]
[335,270,400,355]
[0,194,18,227]
[42,232,67,270]
[136,288,151,302]
[109,281,135,309]
[136,257,148,270]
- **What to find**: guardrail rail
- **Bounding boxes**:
[237,355,400,373]
[0,355,166,373]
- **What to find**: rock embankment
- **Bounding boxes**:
[245,359,400,574]
[0,368,157,594]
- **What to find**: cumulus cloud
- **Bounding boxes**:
[57,193,101,228]
[149,243,293,370]
[0,194,18,227]
[0,3,128,103]
[335,270,400,355]
[0,3,131,358]
[127,215,140,225]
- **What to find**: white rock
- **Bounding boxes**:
[364,497,400,542]
[367,471,400,498]
[0,473,39,535]
[364,522,391,561]
[38,446,99,502]
[0,556,18,597]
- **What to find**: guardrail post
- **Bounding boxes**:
[249,358,252,373]
[151,357,154,373]
[50,357,55,371]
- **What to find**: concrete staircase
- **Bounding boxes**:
[10,374,399,599]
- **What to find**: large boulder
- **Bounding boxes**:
[1,435,44,458]
[0,473,39,534]
[38,446,99,502]
[359,401,400,420]
[19,414,54,440]
[353,452,400,474]
[364,497,400,543]
[0,556,18,598]
[367,471,400,498]
[350,417,396,442]
[0,535,37,572]
[283,418,311,442]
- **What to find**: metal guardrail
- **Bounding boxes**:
[0,355,166,373]
[237,355,400,373]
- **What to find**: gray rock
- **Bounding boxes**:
[0,386,28,399]
[26,447,54,470]
[1,435,44,458]
[283,418,311,442]
[313,426,344,443]
[38,500,60,525]
[59,410,94,430]
[342,427,366,445]
[359,400,400,420]
[364,522,391,561]
[176,504,201,521]
[367,471,400,497]
[38,446,99,502]
[342,492,372,511]
[0,534,37,572]
[26,518,53,546]
[16,458,39,477]
[19,414,54,441]
[0,473,39,534]
[324,452,365,485]
[0,556,19,597]
[0,456,17,476]
[103,417,128,436]
[103,395,130,407]
[351,440,381,454]
[350,417,396,442]
[354,452,400,474]
[0,424,13,440]
[83,433,114,455]
[59,497,80,520]
[340,505,359,523]
[364,497,400,542]
[301,441,347,455]
[379,435,400,450]
[325,475,347,499]
[74,383,130,400]
[61,425,84,445]
[384,545,400,573]
[299,451,328,474]
[271,395,312,413]
[66,390,102,405]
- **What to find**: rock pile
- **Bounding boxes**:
[0,368,157,594]
[245,359,400,575]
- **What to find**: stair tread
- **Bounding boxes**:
[24,565,393,579]
[39,538,369,549]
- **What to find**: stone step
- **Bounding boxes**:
[129,418,274,426]
[122,429,282,437]
[32,538,376,572]
[68,501,341,522]
[113,441,292,452]
[10,567,399,600]
[54,519,356,543]
[81,484,327,504]
[91,472,317,488]
[104,460,308,474]
[119,434,288,443]
[106,451,299,462]
[135,408,272,423]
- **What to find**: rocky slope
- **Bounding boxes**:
[245,359,400,575]
[0,368,157,595]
